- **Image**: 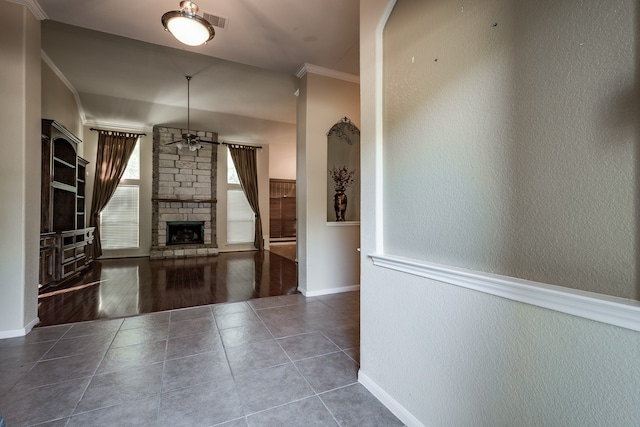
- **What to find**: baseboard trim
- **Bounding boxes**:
[301,284,360,297]
[359,370,426,427]
[369,253,640,332]
[0,316,40,339]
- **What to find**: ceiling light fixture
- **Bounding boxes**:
[162,1,215,46]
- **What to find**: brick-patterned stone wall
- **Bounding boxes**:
[150,126,218,259]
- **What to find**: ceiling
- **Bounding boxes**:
[36,0,360,143]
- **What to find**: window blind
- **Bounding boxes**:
[227,189,254,244]
[101,185,140,249]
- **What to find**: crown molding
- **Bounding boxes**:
[41,51,87,124]
[295,63,360,84]
[7,0,47,20]
[42,51,151,134]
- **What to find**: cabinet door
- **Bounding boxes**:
[39,248,55,286]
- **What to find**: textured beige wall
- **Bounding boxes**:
[268,139,296,180]
[297,72,361,294]
[359,1,640,426]
[383,0,636,299]
[362,268,640,426]
[0,1,41,335]
[23,0,41,329]
[296,75,309,287]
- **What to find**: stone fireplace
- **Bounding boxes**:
[150,126,219,259]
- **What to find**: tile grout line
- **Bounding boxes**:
[219,295,333,422]
[66,318,126,423]
[269,300,346,427]
[155,307,174,426]
[1,326,72,398]
[210,301,253,420]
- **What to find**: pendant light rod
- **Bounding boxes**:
[186,75,191,134]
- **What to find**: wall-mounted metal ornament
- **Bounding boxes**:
[327,117,360,145]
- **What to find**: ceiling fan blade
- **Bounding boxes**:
[196,136,219,144]
[165,139,186,145]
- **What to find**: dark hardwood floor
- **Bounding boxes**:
[37,250,298,327]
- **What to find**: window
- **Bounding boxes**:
[100,141,140,250]
[227,150,255,244]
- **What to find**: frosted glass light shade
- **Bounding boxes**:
[162,2,215,46]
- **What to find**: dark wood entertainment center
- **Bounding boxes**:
[39,119,94,291]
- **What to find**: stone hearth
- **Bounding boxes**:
[150,126,218,259]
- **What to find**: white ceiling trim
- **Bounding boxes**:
[296,63,360,84]
[8,0,47,20]
[41,50,86,124]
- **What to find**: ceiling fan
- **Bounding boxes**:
[166,75,217,151]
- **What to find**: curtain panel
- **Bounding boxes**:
[88,130,140,257]
[228,145,264,250]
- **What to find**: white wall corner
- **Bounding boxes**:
[0,316,39,339]
[358,370,426,427]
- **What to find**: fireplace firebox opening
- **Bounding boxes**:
[167,221,205,245]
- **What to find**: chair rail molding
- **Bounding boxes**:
[369,253,640,332]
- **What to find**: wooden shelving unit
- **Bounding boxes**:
[77,157,88,229]
[40,120,94,291]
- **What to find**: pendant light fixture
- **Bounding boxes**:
[166,76,216,151]
[162,1,215,46]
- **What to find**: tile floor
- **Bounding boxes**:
[0,292,404,426]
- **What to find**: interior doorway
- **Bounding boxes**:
[269,179,296,242]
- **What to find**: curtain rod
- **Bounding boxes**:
[90,127,146,136]
[219,141,263,149]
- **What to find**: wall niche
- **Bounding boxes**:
[326,117,360,222]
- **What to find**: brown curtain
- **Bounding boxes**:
[228,145,264,250]
[89,130,140,258]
